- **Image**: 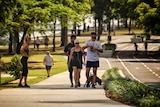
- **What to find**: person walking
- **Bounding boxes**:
[18,36,31,88]
[44,36,49,49]
[68,39,86,88]
[35,36,41,50]
[82,32,103,88]
[64,34,76,87]
[43,51,54,77]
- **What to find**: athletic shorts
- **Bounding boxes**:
[46,66,52,71]
[86,61,99,68]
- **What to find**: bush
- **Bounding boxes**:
[102,68,160,107]
[8,54,22,79]
[0,54,8,72]
[102,43,116,50]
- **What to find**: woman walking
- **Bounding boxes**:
[69,39,85,88]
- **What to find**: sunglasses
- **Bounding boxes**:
[92,36,96,39]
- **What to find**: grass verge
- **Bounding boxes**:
[102,67,160,107]
[0,53,67,90]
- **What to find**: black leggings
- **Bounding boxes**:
[21,56,28,76]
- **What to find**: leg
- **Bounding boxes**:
[86,67,91,87]
[86,67,91,82]
[18,57,27,87]
[92,67,97,88]
[47,70,50,77]
[68,65,73,87]
[73,66,78,88]
[77,69,81,87]
[23,58,29,87]
[46,66,51,77]
[18,75,23,87]
[24,76,27,85]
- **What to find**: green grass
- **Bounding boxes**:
[0,77,15,84]
[0,54,67,89]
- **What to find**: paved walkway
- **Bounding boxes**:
[0,57,133,107]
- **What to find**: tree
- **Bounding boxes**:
[5,0,51,54]
[55,0,92,47]
[92,0,106,40]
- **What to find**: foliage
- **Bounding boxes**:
[0,54,8,72]
[102,67,160,107]
[136,33,151,40]
[8,54,22,79]
[102,43,116,50]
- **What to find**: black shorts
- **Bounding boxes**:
[86,61,99,68]
[45,43,48,46]
[21,56,28,76]
[46,66,52,71]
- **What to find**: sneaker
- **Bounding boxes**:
[24,84,30,88]
[70,83,73,87]
[18,84,23,87]
[86,82,90,88]
[75,85,78,88]
[78,81,81,87]
[92,84,96,88]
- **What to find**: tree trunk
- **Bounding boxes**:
[8,32,13,54]
[33,27,36,48]
[73,22,76,34]
[83,21,86,32]
[128,19,132,34]
[60,28,65,47]
[52,19,56,52]
[124,18,128,28]
[107,21,111,43]
[94,18,97,33]
[97,19,102,41]
[117,19,120,29]
[60,17,68,47]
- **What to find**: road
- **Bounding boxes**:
[102,35,160,89]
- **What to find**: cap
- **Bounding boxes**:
[74,39,79,44]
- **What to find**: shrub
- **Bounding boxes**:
[0,54,8,72]
[102,43,116,50]
[8,54,22,79]
[102,68,160,107]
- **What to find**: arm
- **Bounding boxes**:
[68,48,74,66]
[81,48,86,65]
[64,45,69,56]
[43,57,46,65]
[64,52,69,57]
[52,57,54,65]
[91,42,103,53]
[93,47,103,53]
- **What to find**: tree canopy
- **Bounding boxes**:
[0,0,160,54]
